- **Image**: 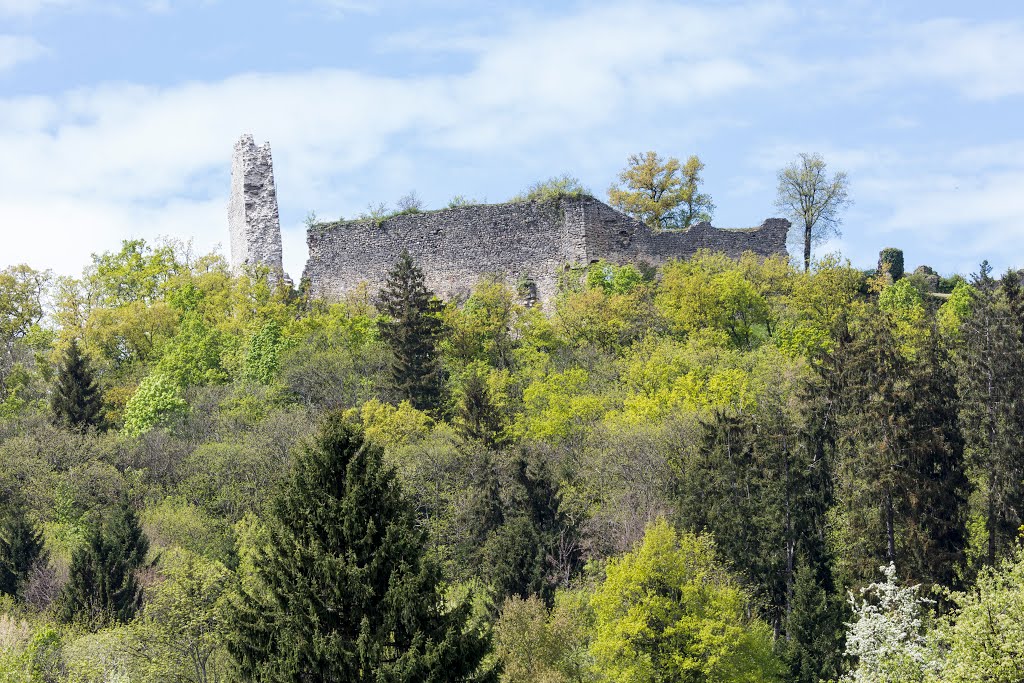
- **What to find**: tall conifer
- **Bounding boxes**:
[955,263,1024,564]
[0,497,46,600]
[377,251,446,413]
[50,339,105,431]
[58,503,148,627]
[227,415,493,682]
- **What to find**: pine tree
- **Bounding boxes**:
[58,503,149,627]
[50,338,105,431]
[227,414,493,682]
[377,251,446,413]
[0,497,46,600]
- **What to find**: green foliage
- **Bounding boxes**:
[878,248,905,280]
[511,174,591,203]
[938,545,1024,682]
[226,415,492,681]
[0,497,46,600]
[58,503,150,628]
[589,519,784,682]
[242,320,286,384]
[782,563,847,683]
[128,549,232,683]
[378,251,446,413]
[155,314,230,388]
[607,152,714,230]
[657,252,771,349]
[584,260,645,296]
[493,593,593,683]
[50,339,106,432]
[121,372,188,437]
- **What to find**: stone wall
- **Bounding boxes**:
[303,197,790,303]
[228,135,285,280]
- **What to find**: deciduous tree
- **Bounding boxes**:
[776,153,851,271]
[608,152,713,230]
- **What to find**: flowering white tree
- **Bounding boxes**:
[842,563,939,683]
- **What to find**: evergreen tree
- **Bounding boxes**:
[781,563,847,683]
[0,497,46,600]
[677,400,834,636]
[955,263,1024,564]
[58,503,149,627]
[829,309,969,587]
[227,415,493,682]
[50,338,106,431]
[378,251,446,413]
[454,367,506,448]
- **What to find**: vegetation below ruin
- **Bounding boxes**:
[0,239,1022,681]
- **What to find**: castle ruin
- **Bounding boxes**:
[227,135,791,302]
[228,135,286,281]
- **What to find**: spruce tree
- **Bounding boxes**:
[50,338,105,431]
[377,251,446,413]
[455,368,506,448]
[955,264,1024,564]
[781,563,847,683]
[58,503,149,627]
[0,497,46,600]
[227,414,493,682]
[829,308,969,587]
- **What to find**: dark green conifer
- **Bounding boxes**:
[377,251,446,413]
[58,503,148,627]
[829,308,969,587]
[954,263,1024,564]
[0,497,46,600]
[781,563,847,683]
[50,339,105,431]
[227,414,493,682]
[455,368,506,448]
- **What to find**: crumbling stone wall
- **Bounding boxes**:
[228,135,285,280]
[302,197,790,304]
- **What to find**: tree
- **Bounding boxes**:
[58,503,150,628]
[841,563,939,683]
[954,264,1024,565]
[50,339,106,431]
[127,550,232,683]
[0,264,49,399]
[589,518,784,682]
[0,497,46,600]
[454,366,507,448]
[782,563,847,683]
[776,153,851,271]
[608,152,713,230]
[226,415,493,682]
[378,251,446,413]
[940,546,1024,682]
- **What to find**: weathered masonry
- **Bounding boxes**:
[228,135,286,282]
[227,134,791,302]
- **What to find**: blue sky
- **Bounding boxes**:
[1,0,1023,279]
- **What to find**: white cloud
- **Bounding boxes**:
[854,18,1024,100]
[0,35,45,71]
[0,1,793,276]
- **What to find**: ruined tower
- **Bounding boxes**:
[228,134,285,280]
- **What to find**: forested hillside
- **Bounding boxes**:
[1,238,1023,682]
